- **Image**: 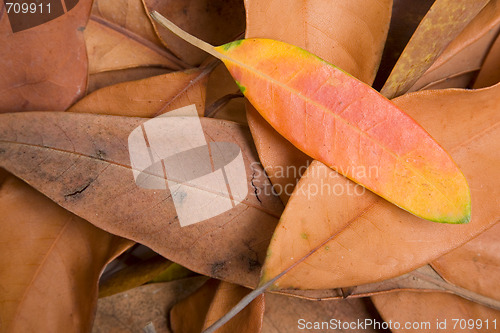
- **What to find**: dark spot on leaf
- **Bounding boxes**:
[247,257,260,272]
[95,150,106,160]
[211,261,226,277]
[0,148,5,154]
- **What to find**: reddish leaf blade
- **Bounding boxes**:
[215,39,471,224]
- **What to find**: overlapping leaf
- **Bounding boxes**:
[0,176,132,332]
[171,280,265,333]
[0,111,283,287]
[261,84,500,290]
[409,0,500,91]
[0,0,92,112]
[381,0,490,98]
[244,0,392,202]
[144,0,245,66]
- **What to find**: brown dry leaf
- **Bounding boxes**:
[416,72,477,91]
[87,67,171,93]
[171,279,265,333]
[99,256,173,298]
[69,68,211,117]
[143,0,245,66]
[409,0,500,92]
[202,282,265,333]
[0,176,132,332]
[205,64,247,124]
[381,0,490,98]
[473,32,500,88]
[170,279,220,333]
[245,0,392,84]
[0,0,91,112]
[85,16,184,74]
[93,277,208,333]
[432,222,500,301]
[373,0,435,90]
[261,85,500,290]
[263,293,380,333]
[92,0,162,47]
[0,112,283,287]
[244,0,392,202]
[373,292,500,333]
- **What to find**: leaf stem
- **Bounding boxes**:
[149,11,222,60]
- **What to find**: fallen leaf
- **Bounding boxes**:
[373,0,435,90]
[260,84,500,290]
[69,67,211,117]
[414,72,477,91]
[0,0,92,112]
[263,293,380,333]
[210,37,470,223]
[170,279,220,333]
[150,263,196,283]
[0,176,132,332]
[409,0,500,91]
[381,0,490,98]
[205,64,247,124]
[432,222,500,301]
[144,0,245,66]
[0,112,283,287]
[93,277,208,333]
[98,256,173,298]
[202,281,265,333]
[92,0,163,48]
[244,0,392,202]
[473,31,500,88]
[171,279,265,333]
[87,67,171,93]
[85,16,184,74]
[245,0,392,85]
[372,292,500,333]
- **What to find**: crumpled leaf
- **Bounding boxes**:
[0,0,92,112]
[381,0,490,98]
[0,112,283,287]
[244,0,392,202]
[144,0,245,66]
[69,67,212,117]
[260,84,500,290]
[409,0,500,91]
[473,31,500,88]
[93,277,208,333]
[0,176,132,332]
